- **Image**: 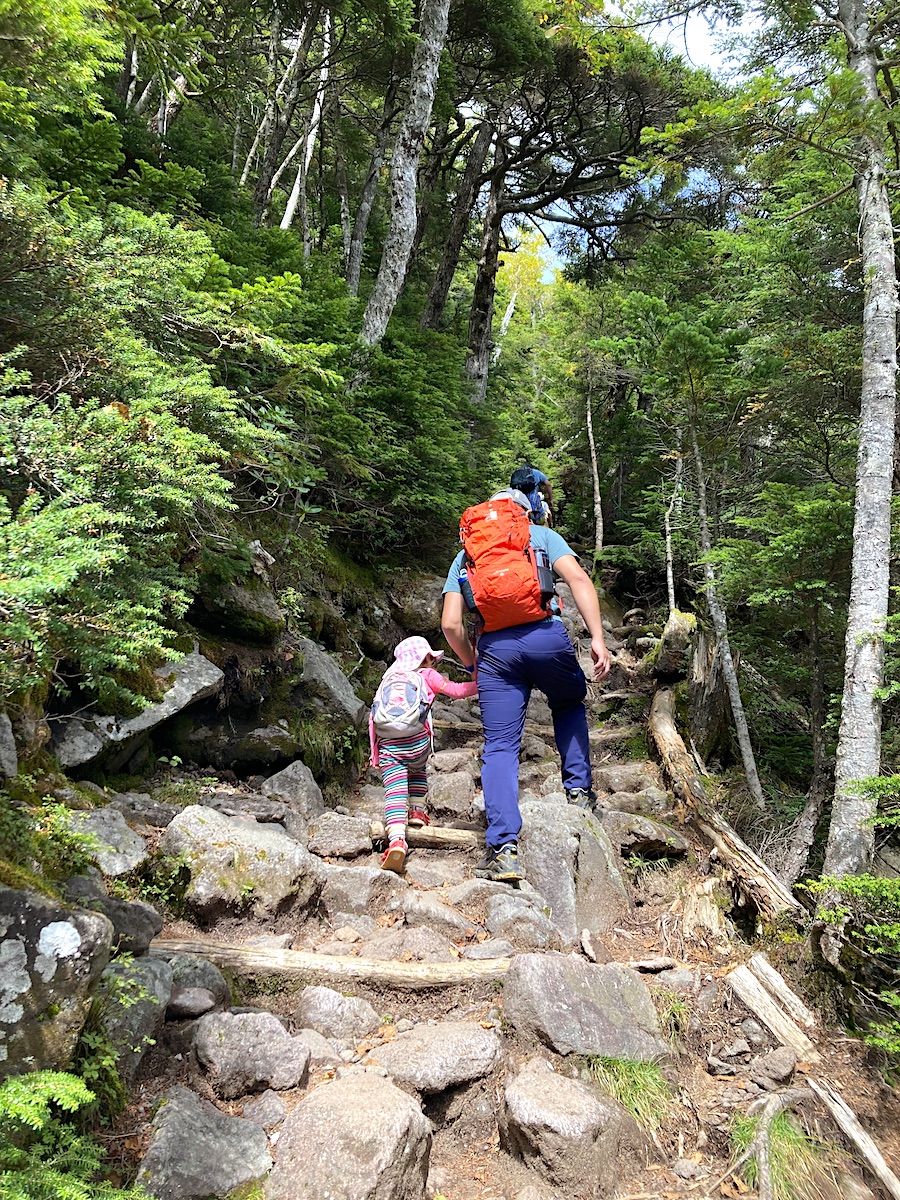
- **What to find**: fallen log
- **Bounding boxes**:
[808,1079,900,1200]
[648,686,802,920]
[151,938,510,990]
[369,822,480,850]
[726,964,820,1062]
[747,953,817,1030]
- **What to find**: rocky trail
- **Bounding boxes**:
[10,605,900,1200]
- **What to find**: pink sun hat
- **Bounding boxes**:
[393,636,445,671]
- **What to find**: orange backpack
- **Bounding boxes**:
[459,497,551,632]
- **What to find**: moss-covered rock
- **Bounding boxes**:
[196,577,286,643]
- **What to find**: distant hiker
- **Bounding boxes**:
[370,636,478,873]
[441,489,611,883]
[510,462,553,526]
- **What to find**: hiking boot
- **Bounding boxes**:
[408,807,430,828]
[566,787,598,812]
[381,836,407,873]
[474,842,523,883]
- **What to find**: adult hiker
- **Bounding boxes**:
[441,488,611,883]
[510,462,553,525]
[370,636,478,873]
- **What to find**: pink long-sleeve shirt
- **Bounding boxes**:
[369,667,478,765]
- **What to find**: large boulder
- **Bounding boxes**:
[0,886,113,1076]
[389,575,447,640]
[501,1057,643,1196]
[63,874,162,955]
[265,1070,431,1200]
[372,1022,501,1093]
[292,986,380,1041]
[194,1012,310,1098]
[307,811,372,858]
[503,953,669,1061]
[137,1085,271,1200]
[486,891,559,950]
[61,807,148,876]
[197,576,286,643]
[162,952,229,1005]
[260,759,325,820]
[0,712,17,778]
[295,637,367,727]
[50,652,224,770]
[100,956,173,1080]
[594,761,660,795]
[320,864,407,916]
[160,806,325,916]
[598,810,690,859]
[519,802,630,945]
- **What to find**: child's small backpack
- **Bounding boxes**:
[371,666,432,739]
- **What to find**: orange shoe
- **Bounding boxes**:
[408,807,430,828]
[381,837,407,873]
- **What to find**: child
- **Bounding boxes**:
[370,636,478,872]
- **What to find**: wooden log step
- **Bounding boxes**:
[151,938,511,990]
[369,822,480,849]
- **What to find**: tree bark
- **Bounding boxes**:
[421,118,494,328]
[691,421,767,812]
[464,165,505,402]
[491,290,517,364]
[782,609,829,886]
[333,98,353,269]
[240,12,283,188]
[346,79,400,296]
[280,12,331,235]
[663,440,683,616]
[586,388,604,560]
[824,0,899,878]
[407,112,452,275]
[359,0,452,346]
[119,40,138,107]
[148,73,189,136]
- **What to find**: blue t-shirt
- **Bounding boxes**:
[443,525,574,595]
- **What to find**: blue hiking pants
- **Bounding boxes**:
[476,617,591,848]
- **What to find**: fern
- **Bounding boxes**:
[0,1071,149,1200]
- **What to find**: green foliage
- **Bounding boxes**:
[730,1109,841,1200]
[585,1057,671,1130]
[653,988,689,1047]
[0,791,101,890]
[0,1071,149,1199]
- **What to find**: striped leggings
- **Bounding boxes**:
[379,730,430,836]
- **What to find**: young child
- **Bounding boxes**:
[370,635,478,872]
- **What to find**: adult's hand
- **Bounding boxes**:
[591,637,611,680]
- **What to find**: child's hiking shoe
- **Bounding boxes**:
[474,842,523,883]
[381,836,407,873]
[408,807,430,828]
[566,787,597,811]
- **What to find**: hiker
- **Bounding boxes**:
[510,462,553,526]
[370,635,478,873]
[441,489,611,883]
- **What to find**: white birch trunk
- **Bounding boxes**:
[691,422,767,813]
[280,12,331,234]
[491,290,517,363]
[823,0,899,878]
[122,42,138,107]
[134,75,156,116]
[664,438,683,617]
[359,0,452,346]
[586,390,604,561]
[240,10,283,187]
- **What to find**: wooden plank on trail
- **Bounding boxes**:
[726,964,820,1062]
[151,938,511,990]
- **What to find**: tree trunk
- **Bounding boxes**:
[333,97,353,269]
[421,118,494,328]
[464,166,505,402]
[119,40,138,107]
[782,609,829,886]
[231,105,243,174]
[823,0,899,878]
[133,75,156,116]
[148,73,189,136]
[254,8,321,222]
[663,439,683,616]
[280,12,331,234]
[240,13,283,188]
[691,421,767,812]
[407,112,452,274]
[491,289,517,364]
[346,78,399,296]
[586,389,604,560]
[359,0,452,347]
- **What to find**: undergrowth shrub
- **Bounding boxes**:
[586,1057,671,1130]
[730,1109,842,1200]
[0,1071,149,1199]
